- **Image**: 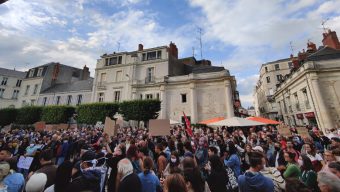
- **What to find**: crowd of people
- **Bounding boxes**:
[0,123,339,192]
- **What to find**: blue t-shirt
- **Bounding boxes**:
[3,172,25,192]
[224,154,241,177]
[138,171,161,192]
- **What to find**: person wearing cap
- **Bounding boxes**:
[66,150,101,192]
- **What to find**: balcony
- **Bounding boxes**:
[145,76,155,84]
[97,81,106,90]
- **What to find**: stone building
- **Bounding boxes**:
[0,68,26,109]
[18,63,93,107]
[92,42,239,123]
[254,58,293,120]
[273,29,340,132]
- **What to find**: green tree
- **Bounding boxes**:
[41,106,75,124]
[119,99,161,126]
[16,106,43,125]
[0,108,18,127]
[76,102,119,124]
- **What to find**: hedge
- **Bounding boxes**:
[41,105,76,124]
[0,108,18,127]
[76,102,119,124]
[15,106,43,125]
[119,99,161,124]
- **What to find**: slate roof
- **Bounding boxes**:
[307,46,340,61]
[0,67,26,78]
[41,78,93,94]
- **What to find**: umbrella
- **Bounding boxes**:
[208,116,266,127]
[170,119,181,125]
[246,116,281,125]
[199,117,225,124]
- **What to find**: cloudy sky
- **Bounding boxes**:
[1,0,340,107]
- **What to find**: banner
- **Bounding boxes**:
[183,112,193,137]
[104,117,115,137]
[149,119,170,136]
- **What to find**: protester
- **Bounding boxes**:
[25,173,48,192]
[0,162,9,191]
[283,152,301,179]
[224,141,241,178]
[238,152,274,192]
[285,178,312,192]
[138,157,161,192]
[44,161,73,192]
[163,151,181,177]
[327,162,340,179]
[116,158,142,192]
[205,155,229,192]
[300,154,319,192]
[163,173,188,192]
[317,171,340,192]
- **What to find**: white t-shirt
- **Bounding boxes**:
[44,185,54,192]
[307,153,323,161]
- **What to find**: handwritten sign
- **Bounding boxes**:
[17,156,34,170]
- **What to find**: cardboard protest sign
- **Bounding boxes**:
[34,121,45,131]
[104,117,115,137]
[149,119,170,136]
[17,156,34,170]
[58,123,69,130]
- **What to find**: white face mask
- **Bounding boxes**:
[30,144,34,147]
[170,158,177,163]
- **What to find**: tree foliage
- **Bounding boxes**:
[0,108,18,127]
[15,106,43,125]
[76,102,119,124]
[41,105,75,124]
[119,99,161,124]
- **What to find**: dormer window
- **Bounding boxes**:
[29,69,34,77]
[142,50,162,61]
[105,56,122,66]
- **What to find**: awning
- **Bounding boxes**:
[199,117,225,124]
[246,116,281,125]
[170,119,181,125]
[208,116,265,127]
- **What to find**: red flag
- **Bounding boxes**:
[183,112,193,137]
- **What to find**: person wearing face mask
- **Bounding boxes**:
[195,137,208,170]
[269,142,286,171]
[66,150,101,192]
[163,151,181,178]
[286,141,300,162]
[238,152,274,192]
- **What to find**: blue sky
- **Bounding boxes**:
[1,0,340,107]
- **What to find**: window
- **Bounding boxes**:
[302,89,310,109]
[156,93,160,100]
[0,88,4,98]
[22,100,26,107]
[67,95,72,105]
[288,62,293,69]
[181,94,187,103]
[31,99,35,106]
[33,84,38,95]
[100,73,106,83]
[77,95,82,105]
[12,90,19,99]
[146,67,154,83]
[16,80,22,87]
[140,94,143,100]
[56,96,61,105]
[1,77,8,85]
[43,97,47,106]
[25,85,30,95]
[107,56,122,65]
[98,93,104,102]
[146,94,153,100]
[275,64,280,70]
[116,71,122,82]
[265,67,268,72]
[37,68,43,76]
[142,51,162,61]
[276,75,282,81]
[29,69,34,77]
[268,88,274,96]
[294,93,300,111]
[114,91,120,102]
[266,76,270,83]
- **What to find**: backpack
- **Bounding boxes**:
[225,165,238,191]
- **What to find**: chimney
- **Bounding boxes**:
[169,42,178,59]
[81,65,90,80]
[322,29,340,49]
[307,41,317,53]
[138,44,143,51]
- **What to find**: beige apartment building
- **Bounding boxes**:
[92,43,239,123]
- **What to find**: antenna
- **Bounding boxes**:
[289,41,294,55]
[321,18,329,32]
[197,27,203,60]
[117,42,121,52]
[192,47,195,57]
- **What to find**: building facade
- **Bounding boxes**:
[0,68,26,109]
[18,63,93,107]
[254,58,293,120]
[273,29,340,132]
[92,43,238,123]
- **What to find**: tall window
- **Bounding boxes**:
[276,75,282,81]
[114,91,120,102]
[156,93,160,100]
[0,88,5,98]
[77,95,82,105]
[100,73,106,83]
[37,68,43,76]
[22,100,26,107]
[146,67,154,83]
[29,69,34,77]
[16,80,22,87]
[56,96,61,105]
[116,71,122,82]
[33,84,38,95]
[1,77,8,85]
[140,94,143,99]
[98,93,104,102]
[266,76,270,83]
[265,67,268,72]
[294,93,300,111]
[275,64,280,70]
[146,94,153,100]
[67,95,72,105]
[181,94,187,103]
[12,90,19,99]
[31,99,35,106]
[43,97,47,106]
[302,89,310,109]
[25,85,30,95]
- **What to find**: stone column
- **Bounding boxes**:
[309,76,334,131]
[160,85,167,119]
[190,83,198,123]
[225,80,234,118]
